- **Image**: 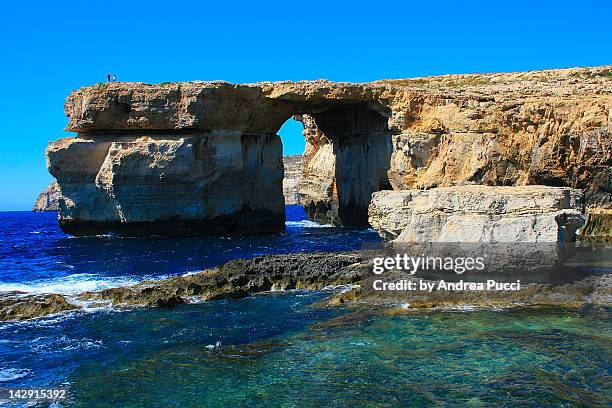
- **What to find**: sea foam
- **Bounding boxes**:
[0,274,140,295]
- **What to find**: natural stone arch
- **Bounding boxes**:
[291,104,393,227]
[47,69,612,237]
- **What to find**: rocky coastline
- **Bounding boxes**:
[10,66,610,322]
[45,66,611,237]
[2,247,609,322]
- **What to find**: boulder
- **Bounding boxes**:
[0,292,77,321]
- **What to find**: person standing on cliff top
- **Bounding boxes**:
[112,74,117,82]
[107,73,111,83]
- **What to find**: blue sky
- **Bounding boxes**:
[0,0,610,211]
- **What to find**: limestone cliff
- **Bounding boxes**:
[47,66,611,236]
[369,186,584,243]
[47,133,284,236]
[368,186,586,273]
[282,155,302,205]
[39,157,302,211]
[33,181,61,211]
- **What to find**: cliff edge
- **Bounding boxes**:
[46,66,611,237]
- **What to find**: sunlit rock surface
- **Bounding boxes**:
[47,133,284,236]
[33,181,61,211]
[368,186,586,273]
[47,66,611,236]
[282,155,302,205]
[368,186,584,243]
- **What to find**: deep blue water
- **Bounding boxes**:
[0,206,379,294]
[0,208,610,407]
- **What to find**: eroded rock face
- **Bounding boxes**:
[48,66,611,236]
[33,181,61,211]
[282,155,302,205]
[582,208,612,240]
[47,133,284,235]
[368,186,586,272]
[369,186,584,242]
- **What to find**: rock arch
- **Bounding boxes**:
[46,68,612,237]
[48,82,397,235]
[294,105,393,226]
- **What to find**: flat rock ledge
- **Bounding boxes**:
[367,186,591,274]
[0,251,609,322]
[329,273,611,310]
[368,185,584,243]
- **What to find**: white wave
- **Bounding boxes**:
[0,274,140,295]
[206,341,222,350]
[182,270,202,277]
[0,368,31,382]
[32,336,103,353]
[285,220,334,228]
[322,283,359,292]
[66,296,114,313]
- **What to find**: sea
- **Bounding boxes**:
[0,206,610,407]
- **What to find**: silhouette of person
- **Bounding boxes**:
[112,74,117,82]
[107,73,111,83]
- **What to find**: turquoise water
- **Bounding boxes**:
[0,208,610,406]
[4,295,609,407]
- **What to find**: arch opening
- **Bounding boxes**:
[278,117,306,207]
[276,104,393,228]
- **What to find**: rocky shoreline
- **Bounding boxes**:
[1,249,609,322]
[12,66,612,322]
[45,66,611,236]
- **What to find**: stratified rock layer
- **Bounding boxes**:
[282,155,302,205]
[369,186,587,273]
[47,66,611,236]
[47,133,284,236]
[368,186,584,242]
[33,181,61,211]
